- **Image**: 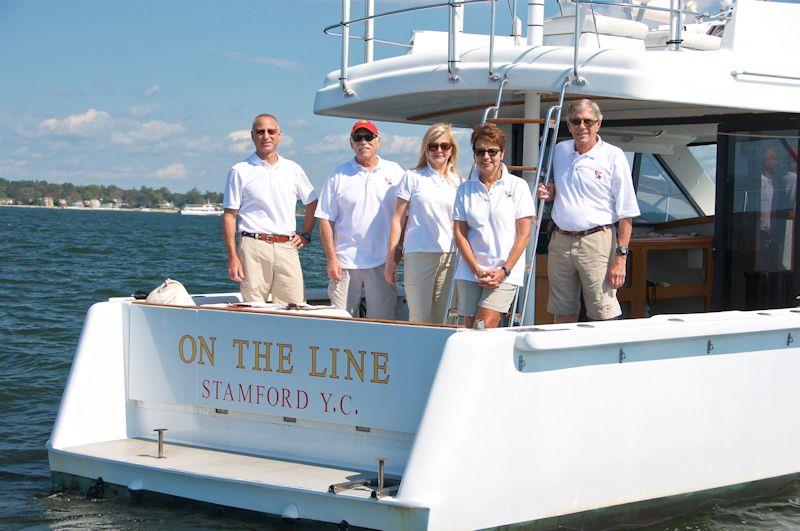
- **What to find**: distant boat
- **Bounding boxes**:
[179,203,222,216]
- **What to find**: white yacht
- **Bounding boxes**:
[48,1,799,529]
[179,203,222,216]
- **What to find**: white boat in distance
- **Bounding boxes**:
[48,0,800,529]
[179,203,222,216]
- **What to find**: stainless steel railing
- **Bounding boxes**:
[324,0,523,96]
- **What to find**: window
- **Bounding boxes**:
[635,154,700,223]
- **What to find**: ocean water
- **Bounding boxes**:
[0,206,798,529]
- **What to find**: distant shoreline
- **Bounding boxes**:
[0,204,178,213]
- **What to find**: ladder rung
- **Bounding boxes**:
[506,165,537,172]
[487,117,548,124]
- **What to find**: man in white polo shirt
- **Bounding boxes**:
[537,99,640,322]
[223,113,317,304]
[315,119,404,319]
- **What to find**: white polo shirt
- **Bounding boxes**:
[396,164,461,253]
[315,157,404,269]
[551,137,640,232]
[223,153,317,235]
[452,166,536,287]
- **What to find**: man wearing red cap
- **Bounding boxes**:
[315,120,404,318]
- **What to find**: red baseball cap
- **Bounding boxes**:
[351,119,379,135]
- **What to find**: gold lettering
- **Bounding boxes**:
[371,351,390,384]
[198,336,216,366]
[232,339,249,369]
[344,349,366,382]
[178,335,196,364]
[308,345,327,378]
[329,348,340,379]
[252,341,273,372]
[277,343,294,374]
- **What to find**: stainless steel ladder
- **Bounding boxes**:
[442,75,565,326]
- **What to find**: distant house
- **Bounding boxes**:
[43,196,55,208]
[159,201,174,209]
[58,198,68,207]
[0,198,13,205]
[85,199,101,208]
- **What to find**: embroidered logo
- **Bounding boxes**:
[505,190,513,198]
[595,169,602,179]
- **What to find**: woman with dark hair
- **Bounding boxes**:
[385,123,462,323]
[451,123,535,328]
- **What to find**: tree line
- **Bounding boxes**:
[0,178,223,208]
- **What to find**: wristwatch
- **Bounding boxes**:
[501,266,511,277]
[300,231,312,243]
[615,246,629,256]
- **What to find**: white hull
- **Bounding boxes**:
[47,299,800,529]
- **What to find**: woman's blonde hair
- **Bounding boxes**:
[415,123,460,177]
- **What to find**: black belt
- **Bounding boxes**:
[241,231,291,243]
[555,224,612,237]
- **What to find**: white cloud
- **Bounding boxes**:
[129,104,157,117]
[379,134,420,156]
[144,83,160,97]
[288,118,310,128]
[305,134,350,155]
[110,120,185,145]
[223,50,302,69]
[153,163,187,181]
[36,108,111,136]
[228,130,252,154]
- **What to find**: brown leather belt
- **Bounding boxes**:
[241,231,291,243]
[555,224,612,237]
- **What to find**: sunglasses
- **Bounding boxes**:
[427,142,452,152]
[252,128,279,136]
[351,132,377,143]
[473,147,502,157]
[568,117,598,127]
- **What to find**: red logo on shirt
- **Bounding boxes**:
[595,170,602,179]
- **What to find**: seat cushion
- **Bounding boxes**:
[544,13,649,39]
[645,29,721,50]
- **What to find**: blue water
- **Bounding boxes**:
[0,206,798,529]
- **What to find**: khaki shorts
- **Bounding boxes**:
[238,236,304,304]
[403,252,455,323]
[328,264,398,319]
[546,228,621,320]
[456,280,517,316]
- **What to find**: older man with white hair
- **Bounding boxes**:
[537,99,640,322]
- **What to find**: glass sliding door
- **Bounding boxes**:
[716,121,799,310]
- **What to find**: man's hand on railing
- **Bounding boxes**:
[537,183,555,201]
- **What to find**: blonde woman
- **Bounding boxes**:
[385,123,461,323]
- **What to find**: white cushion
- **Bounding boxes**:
[544,13,649,40]
[146,278,195,306]
[645,30,721,51]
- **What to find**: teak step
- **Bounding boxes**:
[506,165,538,172]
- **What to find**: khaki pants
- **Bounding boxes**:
[547,228,621,320]
[328,264,397,319]
[238,236,304,304]
[403,252,454,323]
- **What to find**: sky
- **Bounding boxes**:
[0,0,768,193]
[1,0,522,193]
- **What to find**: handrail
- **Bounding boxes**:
[518,77,571,326]
[731,71,800,83]
[326,0,507,96]
[570,0,706,84]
